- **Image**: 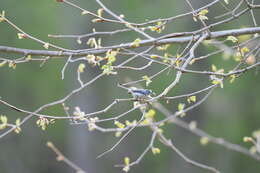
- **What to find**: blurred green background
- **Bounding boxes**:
[0,0,260,172]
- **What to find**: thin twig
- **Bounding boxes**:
[46,141,87,173]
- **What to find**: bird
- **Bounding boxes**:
[128,87,154,100]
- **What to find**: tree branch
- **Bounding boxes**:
[0,27,260,57]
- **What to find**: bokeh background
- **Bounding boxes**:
[0,0,260,172]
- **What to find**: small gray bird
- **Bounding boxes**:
[128,87,154,100]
